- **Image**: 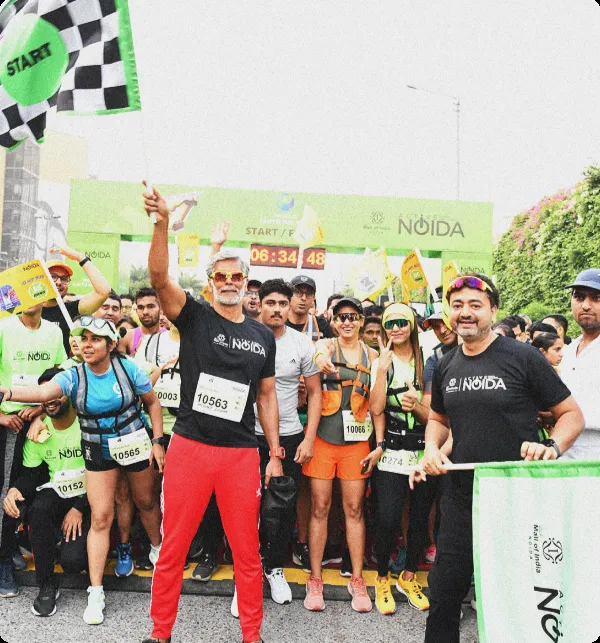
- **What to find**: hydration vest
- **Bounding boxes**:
[75,354,146,445]
[321,339,372,422]
[383,353,425,451]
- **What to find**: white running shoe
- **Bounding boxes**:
[264,568,292,605]
[149,544,161,567]
[83,586,105,625]
[231,587,239,619]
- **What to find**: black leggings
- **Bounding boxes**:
[373,467,439,577]
[28,488,90,586]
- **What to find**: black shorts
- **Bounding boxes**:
[84,457,149,473]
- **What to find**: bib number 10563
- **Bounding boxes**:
[192,373,249,423]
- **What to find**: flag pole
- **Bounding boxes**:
[405,463,476,471]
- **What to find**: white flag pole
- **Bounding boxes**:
[405,463,476,471]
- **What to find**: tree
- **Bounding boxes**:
[129,265,150,295]
[178,274,205,298]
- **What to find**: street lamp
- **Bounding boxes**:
[406,84,461,200]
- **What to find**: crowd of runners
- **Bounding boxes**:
[0,184,596,643]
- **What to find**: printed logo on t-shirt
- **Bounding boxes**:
[59,447,82,459]
[212,334,266,357]
[445,375,507,393]
[112,382,123,397]
[14,350,26,361]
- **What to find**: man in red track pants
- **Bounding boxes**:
[142,185,283,643]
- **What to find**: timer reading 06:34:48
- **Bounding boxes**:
[249,244,326,270]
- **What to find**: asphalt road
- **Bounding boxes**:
[0,587,479,643]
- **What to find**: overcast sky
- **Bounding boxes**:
[53,0,600,239]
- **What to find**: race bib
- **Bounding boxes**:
[108,428,151,466]
[154,375,180,408]
[48,467,86,499]
[343,410,373,442]
[377,448,417,474]
[12,374,38,387]
[192,373,249,423]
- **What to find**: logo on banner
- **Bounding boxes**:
[398,215,465,238]
[543,538,563,564]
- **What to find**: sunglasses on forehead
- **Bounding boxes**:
[383,318,410,330]
[447,276,492,295]
[210,270,247,284]
[334,312,362,322]
[79,316,117,333]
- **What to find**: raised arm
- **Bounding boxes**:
[52,245,111,315]
[143,182,187,321]
[0,381,63,405]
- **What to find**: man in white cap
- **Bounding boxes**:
[560,268,600,460]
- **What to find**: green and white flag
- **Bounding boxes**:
[0,0,140,148]
[474,460,600,643]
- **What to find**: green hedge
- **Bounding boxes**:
[494,164,600,330]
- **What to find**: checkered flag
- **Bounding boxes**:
[0,0,140,148]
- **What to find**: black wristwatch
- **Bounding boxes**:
[541,438,561,458]
[79,256,91,267]
[376,440,387,451]
[151,436,166,446]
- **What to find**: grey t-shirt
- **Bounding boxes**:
[255,326,318,437]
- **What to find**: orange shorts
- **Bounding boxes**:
[303,434,371,481]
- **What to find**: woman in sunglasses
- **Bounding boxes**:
[0,316,165,626]
[365,302,435,615]
[304,297,377,614]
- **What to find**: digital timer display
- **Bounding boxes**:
[249,245,326,270]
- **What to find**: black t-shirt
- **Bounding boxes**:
[172,294,276,448]
[286,315,333,341]
[42,299,81,356]
[424,342,456,392]
[431,335,570,468]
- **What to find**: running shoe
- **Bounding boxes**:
[149,544,161,567]
[339,549,352,578]
[31,582,60,617]
[424,544,437,564]
[303,575,325,611]
[135,543,153,571]
[389,543,407,578]
[374,575,396,615]
[0,560,19,598]
[83,586,105,625]
[191,551,218,582]
[322,543,342,565]
[115,543,134,577]
[231,587,239,618]
[141,638,171,642]
[396,575,429,611]
[264,567,292,605]
[13,547,27,571]
[293,541,310,574]
[347,576,372,613]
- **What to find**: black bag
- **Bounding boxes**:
[261,475,297,543]
[384,411,425,451]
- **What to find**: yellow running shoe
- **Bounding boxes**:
[375,576,396,615]
[396,574,429,611]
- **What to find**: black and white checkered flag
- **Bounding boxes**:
[0,0,140,148]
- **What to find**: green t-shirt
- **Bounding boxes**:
[23,416,84,483]
[60,357,83,369]
[0,316,67,413]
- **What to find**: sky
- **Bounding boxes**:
[51,0,600,242]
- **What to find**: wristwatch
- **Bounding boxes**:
[269,446,285,459]
[151,436,166,446]
[376,440,387,451]
[541,438,561,458]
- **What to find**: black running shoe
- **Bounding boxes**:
[141,638,171,643]
[31,582,60,617]
[292,541,310,574]
[135,543,153,571]
[340,548,352,578]
[191,551,218,582]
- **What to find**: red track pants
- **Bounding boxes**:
[150,433,263,642]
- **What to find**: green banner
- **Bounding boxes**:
[65,232,120,295]
[441,251,493,277]
[69,180,493,255]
